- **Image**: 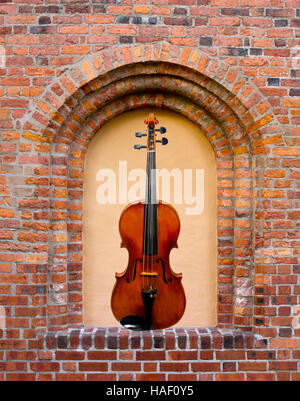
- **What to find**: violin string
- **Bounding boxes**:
[148,128,153,291]
[142,123,157,292]
[142,131,147,292]
[148,142,152,290]
[143,130,151,291]
[150,128,154,289]
[143,151,147,292]
[142,201,145,291]
[149,143,151,289]
[151,130,155,289]
[148,129,152,290]
[151,135,155,288]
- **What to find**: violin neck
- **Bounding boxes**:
[143,129,158,256]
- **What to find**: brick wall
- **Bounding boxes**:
[0,0,299,381]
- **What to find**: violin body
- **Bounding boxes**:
[111,200,186,330]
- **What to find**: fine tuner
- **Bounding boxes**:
[134,126,168,150]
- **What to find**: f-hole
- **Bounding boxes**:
[156,258,172,284]
[126,258,142,283]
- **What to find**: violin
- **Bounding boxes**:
[111,113,186,330]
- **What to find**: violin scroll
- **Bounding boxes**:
[134,113,168,151]
[144,112,159,128]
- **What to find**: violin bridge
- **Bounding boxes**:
[140,272,158,277]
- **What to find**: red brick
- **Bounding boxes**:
[0,362,27,371]
[87,351,117,360]
[160,362,190,371]
[247,373,276,381]
[55,350,85,360]
[6,373,35,381]
[238,361,267,371]
[61,46,90,55]
[168,350,198,360]
[111,362,141,371]
[215,350,246,360]
[269,338,299,348]
[136,373,166,381]
[30,362,60,371]
[87,373,117,381]
[269,361,298,370]
[215,373,245,381]
[56,373,85,381]
[1,78,30,87]
[85,15,114,24]
[192,362,220,372]
[78,362,108,371]
[211,16,240,25]
[136,351,165,360]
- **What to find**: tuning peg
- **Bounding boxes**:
[157,138,168,146]
[135,132,147,138]
[156,127,166,134]
[134,144,147,150]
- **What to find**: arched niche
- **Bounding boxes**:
[17,43,280,333]
[83,108,217,327]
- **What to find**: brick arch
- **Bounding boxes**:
[24,43,274,146]
[20,42,282,333]
[55,69,250,153]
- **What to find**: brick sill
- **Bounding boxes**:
[45,327,263,351]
